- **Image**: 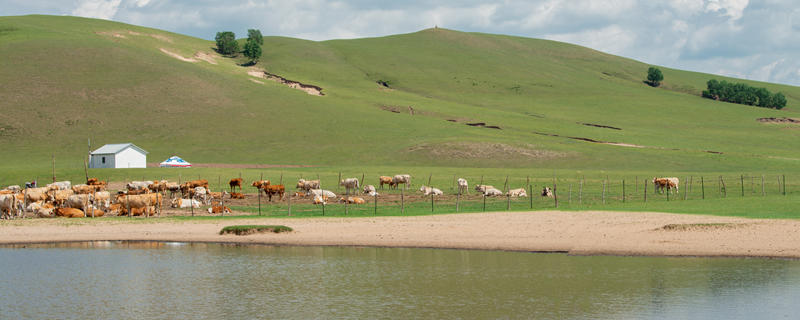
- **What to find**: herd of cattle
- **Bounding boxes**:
[0,175,680,219]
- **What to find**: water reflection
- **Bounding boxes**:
[1,242,799,319]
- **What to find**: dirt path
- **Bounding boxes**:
[2,211,800,258]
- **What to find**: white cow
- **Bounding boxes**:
[47,181,71,191]
[28,202,54,218]
[457,178,468,194]
[0,194,20,219]
[363,185,379,196]
[419,186,443,196]
[507,188,528,197]
[309,189,337,198]
[171,198,201,208]
[4,185,21,192]
[474,185,495,193]
[391,174,411,190]
[339,178,360,193]
[541,187,553,197]
[483,187,503,196]
[126,181,152,191]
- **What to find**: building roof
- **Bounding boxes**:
[90,143,148,155]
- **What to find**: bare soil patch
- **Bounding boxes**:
[758,117,800,124]
[159,48,198,63]
[658,223,745,231]
[193,52,217,64]
[248,69,324,96]
[533,131,645,148]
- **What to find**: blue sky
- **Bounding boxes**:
[3,0,800,86]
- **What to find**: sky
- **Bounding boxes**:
[3,0,800,86]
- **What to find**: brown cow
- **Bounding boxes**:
[263,184,285,202]
[207,205,232,214]
[230,192,245,199]
[72,184,94,194]
[181,179,209,197]
[379,176,393,189]
[229,178,243,193]
[55,207,84,218]
[251,180,270,189]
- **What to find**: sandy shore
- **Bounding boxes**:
[2,211,800,258]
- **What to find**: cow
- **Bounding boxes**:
[312,195,328,205]
[653,177,679,194]
[474,185,495,193]
[148,180,168,193]
[86,178,106,186]
[55,207,84,218]
[165,182,181,198]
[0,190,13,195]
[483,187,503,196]
[193,187,209,204]
[263,184,285,202]
[116,194,159,216]
[47,181,71,191]
[72,184,94,194]
[391,174,411,190]
[180,180,210,197]
[171,198,200,209]
[65,194,94,213]
[122,206,155,217]
[309,189,336,199]
[0,194,20,219]
[419,186,443,196]
[5,185,21,193]
[363,185,378,196]
[49,189,75,207]
[507,188,528,197]
[208,191,228,200]
[293,192,306,197]
[339,178,360,194]
[126,181,152,191]
[207,205,232,214]
[252,180,270,189]
[229,192,245,199]
[229,178,243,193]
[28,202,54,218]
[339,196,365,204]
[541,187,553,197]
[378,176,393,189]
[24,187,49,204]
[93,191,112,211]
[457,178,468,194]
[296,179,320,191]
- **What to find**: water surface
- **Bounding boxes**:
[1,242,799,319]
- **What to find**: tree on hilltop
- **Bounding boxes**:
[247,29,263,45]
[243,38,262,65]
[646,67,663,87]
[215,31,239,56]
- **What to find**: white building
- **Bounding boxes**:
[89,143,148,169]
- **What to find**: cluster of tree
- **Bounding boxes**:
[702,79,787,109]
[215,29,263,64]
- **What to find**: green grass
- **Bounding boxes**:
[219,225,292,235]
[1,15,799,219]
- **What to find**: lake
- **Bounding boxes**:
[1,242,799,319]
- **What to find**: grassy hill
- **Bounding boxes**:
[1,14,799,183]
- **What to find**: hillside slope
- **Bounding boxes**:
[1,15,798,173]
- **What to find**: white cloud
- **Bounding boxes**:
[544,25,635,55]
[71,0,122,20]
[132,0,151,8]
[705,0,749,20]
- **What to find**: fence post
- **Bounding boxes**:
[666,183,670,202]
[401,188,404,214]
[762,175,765,196]
[503,175,509,193]
[279,172,283,185]
[337,172,341,191]
[529,184,533,209]
[287,194,291,216]
[579,178,583,205]
[456,190,461,212]
[483,193,486,212]
[622,179,626,203]
[602,179,606,205]
[701,176,705,199]
[720,176,727,197]
[431,193,434,212]
[506,194,510,211]
[427,173,432,187]
[221,188,225,217]
[554,181,558,208]
[644,179,647,203]
[345,188,349,216]
[741,175,744,197]
[684,177,690,200]
[452,175,456,191]
[783,174,787,196]
[373,194,377,216]
[635,176,638,194]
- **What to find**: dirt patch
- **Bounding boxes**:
[408,142,564,160]
[149,34,173,43]
[248,69,324,96]
[193,52,217,65]
[95,31,127,39]
[249,79,264,84]
[758,117,800,124]
[159,48,198,63]
[465,122,502,130]
[532,131,645,148]
[579,122,622,130]
[658,223,744,231]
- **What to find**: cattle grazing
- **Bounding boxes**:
[312,195,328,205]
[457,178,468,194]
[230,192,245,199]
[117,193,161,216]
[93,191,112,211]
[293,192,306,197]
[507,188,528,197]
[86,178,106,186]
[55,207,84,218]
[49,189,75,207]
[229,178,243,193]
[5,185,21,193]
[541,187,553,197]
[28,202,54,218]
[72,184,94,194]
[652,177,679,194]
[339,178,360,193]
[191,187,209,205]
[482,187,503,197]
[295,179,319,191]
[263,184,285,202]
[181,180,210,197]
[419,186,443,196]
[24,187,49,204]
[165,182,181,198]
[171,198,200,209]
[474,185,495,193]
[148,180,168,193]
[379,176,393,189]
[207,205,232,214]
[391,174,411,190]
[126,181,152,191]
[65,194,94,213]
[252,180,271,189]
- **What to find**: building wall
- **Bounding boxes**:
[115,147,147,168]
[89,153,115,169]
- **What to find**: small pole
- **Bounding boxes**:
[400,188,404,214]
[701,176,705,199]
[258,173,262,216]
[506,194,510,211]
[529,184,533,209]
[761,175,765,196]
[456,190,461,212]
[127,196,131,218]
[479,175,484,188]
[720,176,727,198]
[51,154,56,183]
[190,193,194,217]
[83,159,89,184]
[221,188,225,217]
[279,172,283,185]
[684,177,690,200]
[427,173,432,187]
[287,194,291,216]
[337,172,341,191]
[635,176,638,193]
[503,175,509,193]
[431,193,434,212]
[783,175,786,196]
[483,193,486,211]
[741,175,744,197]
[644,179,647,203]
[526,176,530,189]
[666,183,670,201]
[622,179,625,203]
[373,194,377,216]
[345,188,349,215]
[452,174,456,191]
[602,179,606,204]
[553,181,558,208]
